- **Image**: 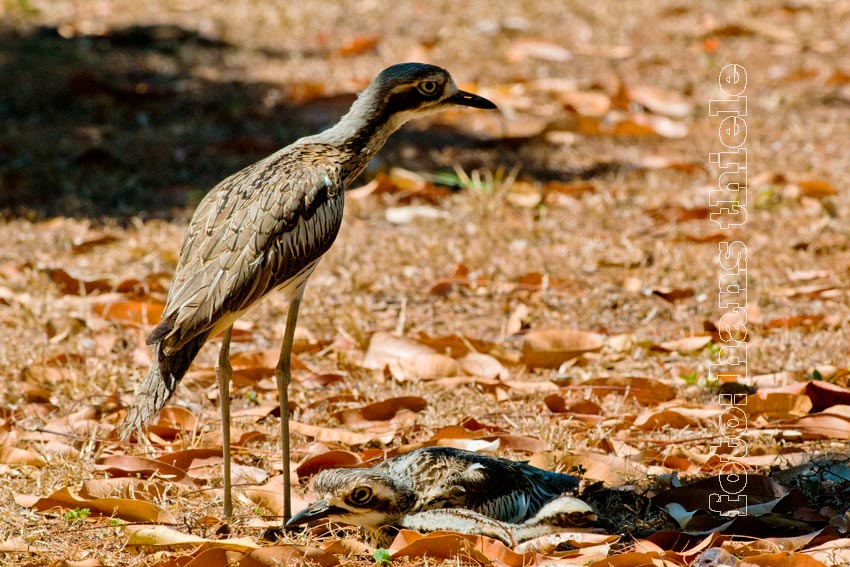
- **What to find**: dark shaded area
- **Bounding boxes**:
[0,23,337,218]
[0,23,613,220]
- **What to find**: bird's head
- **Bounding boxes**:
[286,467,416,529]
[347,62,497,134]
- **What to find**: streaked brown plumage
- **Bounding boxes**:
[286,447,587,545]
[398,494,597,547]
[118,63,497,523]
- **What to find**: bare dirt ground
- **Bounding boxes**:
[1,1,850,566]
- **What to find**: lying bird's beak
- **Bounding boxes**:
[446,89,498,110]
[285,499,344,527]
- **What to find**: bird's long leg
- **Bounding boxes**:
[216,326,234,519]
[276,286,305,524]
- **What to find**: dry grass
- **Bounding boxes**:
[2,0,850,565]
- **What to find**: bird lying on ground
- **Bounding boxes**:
[399,494,597,547]
[117,64,497,524]
[287,446,591,546]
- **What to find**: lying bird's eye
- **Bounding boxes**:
[349,486,373,505]
[417,80,439,96]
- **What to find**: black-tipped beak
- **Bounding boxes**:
[446,90,498,110]
[285,499,343,528]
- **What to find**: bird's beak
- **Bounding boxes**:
[285,499,344,527]
[446,89,498,110]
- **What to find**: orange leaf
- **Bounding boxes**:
[0,537,45,552]
[24,486,177,523]
[296,450,362,479]
[415,334,497,358]
[95,455,189,483]
[546,451,649,485]
[155,448,225,476]
[652,287,696,302]
[336,35,379,57]
[288,421,395,446]
[580,376,676,405]
[457,353,506,379]
[79,478,167,500]
[780,413,850,440]
[239,545,339,567]
[0,446,46,467]
[586,551,670,567]
[765,314,838,331]
[739,552,828,567]
[228,348,308,371]
[655,335,712,353]
[740,393,812,420]
[362,333,436,369]
[544,394,602,415]
[394,354,460,381]
[798,179,838,199]
[98,300,164,326]
[334,396,426,425]
[626,85,693,118]
[557,90,610,117]
[243,475,310,517]
[389,530,538,567]
[633,408,699,430]
[71,233,120,254]
[47,268,112,295]
[522,329,603,369]
[506,38,572,63]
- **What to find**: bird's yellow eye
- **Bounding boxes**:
[349,486,373,505]
[417,80,439,96]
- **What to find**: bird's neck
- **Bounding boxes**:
[316,92,409,186]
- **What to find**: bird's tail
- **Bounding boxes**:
[118,336,206,440]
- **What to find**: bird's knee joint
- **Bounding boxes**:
[275,367,292,386]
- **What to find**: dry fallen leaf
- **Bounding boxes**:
[506,38,572,63]
[740,393,812,420]
[393,353,460,381]
[557,90,611,117]
[362,332,436,369]
[579,376,677,405]
[97,300,165,326]
[126,525,257,551]
[95,455,190,484]
[243,475,310,517]
[289,420,396,445]
[0,445,46,467]
[544,394,602,416]
[457,352,506,379]
[655,335,712,353]
[0,537,46,553]
[334,396,427,425]
[389,529,539,567]
[522,329,603,369]
[797,179,838,199]
[239,545,340,567]
[22,486,177,523]
[295,450,361,479]
[47,268,112,295]
[626,85,693,118]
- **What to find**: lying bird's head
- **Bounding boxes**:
[286,467,417,529]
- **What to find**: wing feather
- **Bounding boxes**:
[154,144,345,354]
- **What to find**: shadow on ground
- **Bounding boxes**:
[0,23,614,219]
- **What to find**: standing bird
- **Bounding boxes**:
[118,63,497,523]
[286,447,586,545]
